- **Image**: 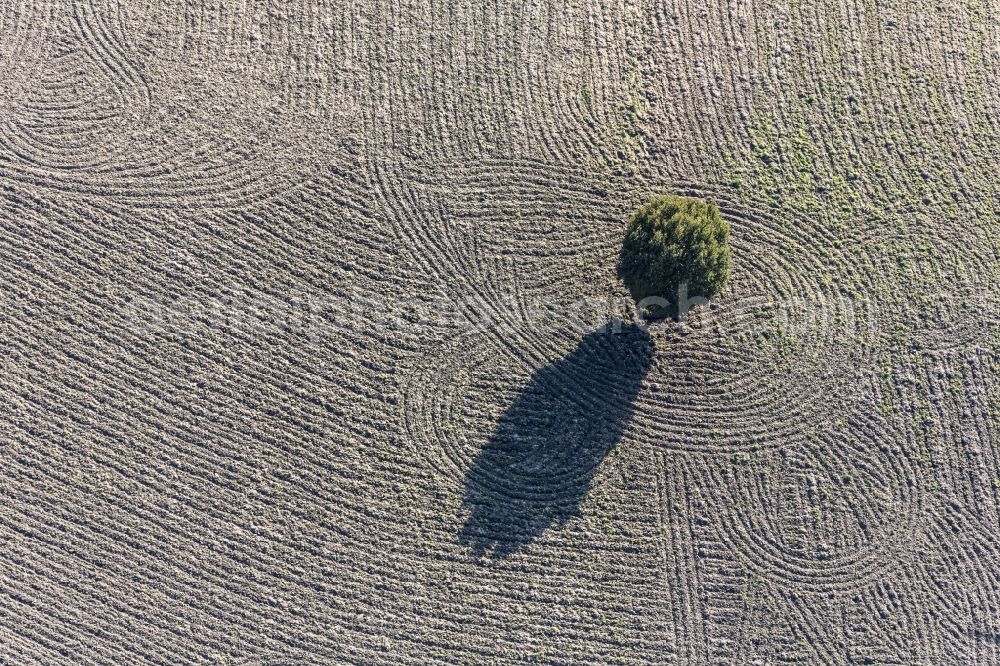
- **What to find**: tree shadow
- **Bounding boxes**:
[459,324,654,558]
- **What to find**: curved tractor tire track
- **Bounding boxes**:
[0,0,996,664]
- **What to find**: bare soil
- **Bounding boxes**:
[0,0,997,664]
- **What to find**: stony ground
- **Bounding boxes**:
[0,0,998,664]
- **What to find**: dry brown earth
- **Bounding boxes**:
[0,0,998,663]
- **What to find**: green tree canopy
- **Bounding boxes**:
[617,195,731,318]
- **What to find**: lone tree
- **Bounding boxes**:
[617,195,731,318]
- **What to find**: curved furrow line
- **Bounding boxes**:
[388,160,896,514]
[0,0,995,661]
[0,5,321,211]
[916,507,1000,648]
[691,407,925,593]
[73,0,152,113]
